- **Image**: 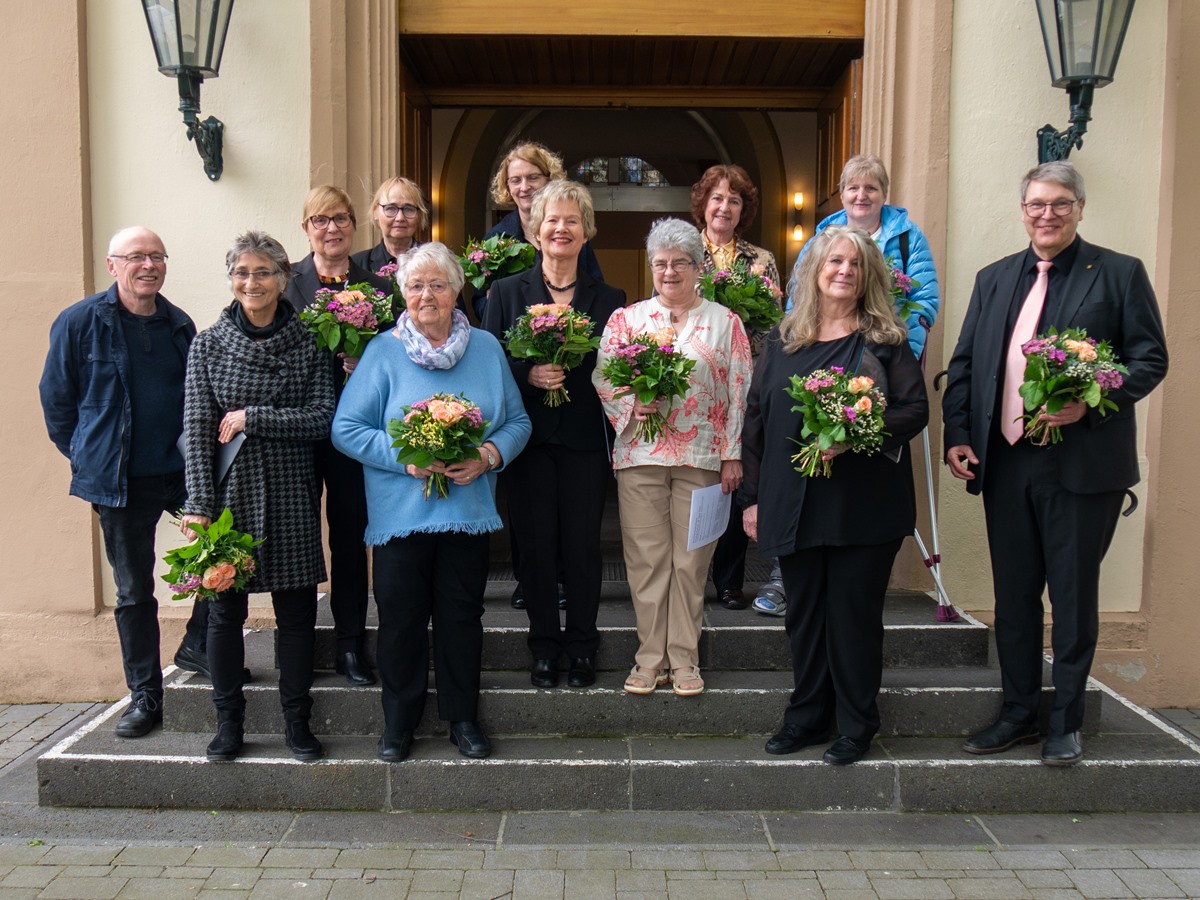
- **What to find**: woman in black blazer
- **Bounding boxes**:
[350,176,428,275]
[741,226,928,765]
[482,180,625,689]
[285,185,392,688]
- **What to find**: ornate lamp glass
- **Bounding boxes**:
[141,0,235,181]
[1034,0,1135,162]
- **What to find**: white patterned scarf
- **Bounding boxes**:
[395,309,471,370]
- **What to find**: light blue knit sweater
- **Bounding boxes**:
[332,327,531,544]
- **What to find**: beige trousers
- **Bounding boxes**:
[616,464,721,672]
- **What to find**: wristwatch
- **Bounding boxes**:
[483,445,498,470]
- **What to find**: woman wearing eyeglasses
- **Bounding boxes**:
[286,185,393,688]
[351,176,429,277]
[592,218,752,698]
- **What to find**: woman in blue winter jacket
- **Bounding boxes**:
[794,154,940,360]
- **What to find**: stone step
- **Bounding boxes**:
[162,667,1102,738]
[39,694,1200,812]
[302,591,990,671]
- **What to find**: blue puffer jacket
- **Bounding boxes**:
[39,284,195,506]
[795,205,940,359]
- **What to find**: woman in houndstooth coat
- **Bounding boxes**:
[181,231,334,764]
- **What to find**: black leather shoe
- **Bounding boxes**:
[962,719,1040,755]
[335,651,377,686]
[720,589,748,610]
[174,645,252,684]
[531,658,559,688]
[557,584,567,610]
[449,721,492,758]
[510,584,526,610]
[822,735,872,765]
[115,696,161,738]
[206,718,244,762]
[764,723,828,755]
[285,721,324,761]
[567,657,595,688]
[377,733,414,762]
[1041,731,1083,767]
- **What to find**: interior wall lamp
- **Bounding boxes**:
[791,191,805,242]
[1034,0,1134,163]
[141,0,235,181]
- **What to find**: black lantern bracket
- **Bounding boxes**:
[176,72,224,181]
[1037,81,1095,163]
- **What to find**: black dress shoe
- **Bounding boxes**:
[764,723,828,755]
[449,721,492,758]
[531,658,559,688]
[962,719,1040,755]
[174,645,252,684]
[377,733,414,762]
[1041,731,1083,766]
[720,589,748,610]
[557,584,567,610]
[567,657,595,688]
[115,696,161,738]
[335,651,377,686]
[511,584,526,610]
[285,721,324,761]
[822,735,872,765]
[206,718,244,762]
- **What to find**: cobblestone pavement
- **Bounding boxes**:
[3,703,1200,899]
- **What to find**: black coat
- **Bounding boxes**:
[942,238,1168,495]
[482,264,625,453]
[741,332,929,558]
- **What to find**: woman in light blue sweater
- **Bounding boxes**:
[332,242,531,763]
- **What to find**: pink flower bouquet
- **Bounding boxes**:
[884,256,922,322]
[600,326,697,444]
[387,393,490,499]
[1018,327,1127,445]
[162,508,262,601]
[298,282,394,364]
[503,303,600,406]
[458,235,536,292]
[785,366,889,478]
[699,259,784,332]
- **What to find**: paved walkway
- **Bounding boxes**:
[3,703,1200,899]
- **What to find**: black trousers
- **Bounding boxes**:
[315,439,370,654]
[710,498,750,593]
[778,539,902,742]
[372,531,489,735]
[95,472,208,703]
[983,435,1123,734]
[207,586,317,721]
[507,442,610,660]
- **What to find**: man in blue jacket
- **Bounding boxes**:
[39,226,208,738]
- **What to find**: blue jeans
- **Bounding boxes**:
[94,472,207,703]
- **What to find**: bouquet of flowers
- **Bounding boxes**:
[162,508,263,601]
[699,258,784,332]
[600,327,697,444]
[885,257,921,322]
[298,282,394,369]
[374,261,404,309]
[387,393,490,500]
[785,366,889,478]
[1017,327,1127,445]
[503,304,600,407]
[459,235,536,292]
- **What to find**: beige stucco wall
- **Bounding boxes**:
[86,2,312,614]
[940,0,1168,615]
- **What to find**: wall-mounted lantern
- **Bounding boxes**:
[141,0,235,181]
[1034,0,1135,163]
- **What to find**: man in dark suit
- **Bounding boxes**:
[942,161,1168,766]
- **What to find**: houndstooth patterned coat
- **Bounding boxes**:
[182,305,334,592]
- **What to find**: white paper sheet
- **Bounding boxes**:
[687,482,732,551]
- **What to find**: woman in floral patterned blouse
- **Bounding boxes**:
[593,218,752,698]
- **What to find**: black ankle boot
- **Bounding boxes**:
[206,713,244,762]
[285,720,324,761]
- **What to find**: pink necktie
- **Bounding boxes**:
[1001,260,1053,445]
